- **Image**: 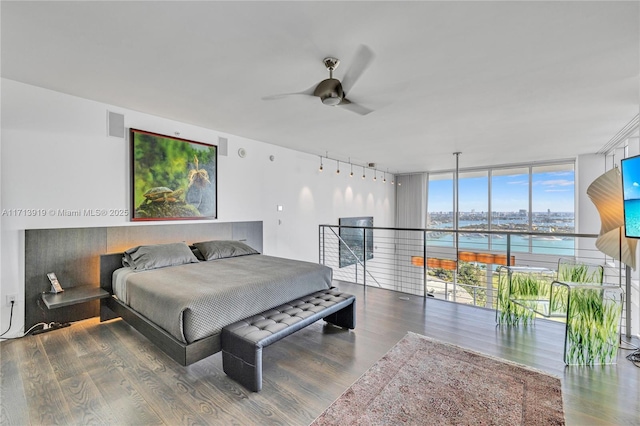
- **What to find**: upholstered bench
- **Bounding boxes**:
[221,288,356,392]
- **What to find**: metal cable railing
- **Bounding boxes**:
[319,224,635,337]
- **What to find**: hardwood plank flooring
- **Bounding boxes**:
[1,281,639,425]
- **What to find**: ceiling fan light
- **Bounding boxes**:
[321,93,342,106]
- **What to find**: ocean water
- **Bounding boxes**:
[624,199,640,238]
[426,219,575,256]
[426,234,574,256]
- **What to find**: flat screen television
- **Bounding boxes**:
[621,155,640,238]
[339,217,374,268]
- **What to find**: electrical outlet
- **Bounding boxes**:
[6,295,17,307]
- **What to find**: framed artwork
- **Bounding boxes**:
[339,216,374,268]
[130,128,217,221]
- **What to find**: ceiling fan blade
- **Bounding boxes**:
[339,98,374,115]
[262,84,316,101]
[340,45,375,96]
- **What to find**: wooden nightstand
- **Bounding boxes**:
[42,285,109,309]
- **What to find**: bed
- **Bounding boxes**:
[100,240,332,365]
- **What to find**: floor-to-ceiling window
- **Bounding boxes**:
[425,161,575,307]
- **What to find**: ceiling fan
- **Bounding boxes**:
[263,45,375,115]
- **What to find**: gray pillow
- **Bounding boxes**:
[123,242,199,271]
[192,240,259,261]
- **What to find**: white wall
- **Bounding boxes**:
[0,79,395,336]
[576,153,606,235]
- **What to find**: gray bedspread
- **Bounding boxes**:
[114,255,332,343]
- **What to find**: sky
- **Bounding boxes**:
[622,155,640,201]
[428,170,575,213]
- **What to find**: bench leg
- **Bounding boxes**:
[323,300,356,329]
[222,346,263,392]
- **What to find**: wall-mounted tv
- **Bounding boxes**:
[621,155,640,238]
[339,217,374,268]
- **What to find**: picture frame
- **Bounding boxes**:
[130,128,217,221]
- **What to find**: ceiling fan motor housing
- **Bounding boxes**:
[315,78,344,106]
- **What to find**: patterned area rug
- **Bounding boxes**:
[312,332,564,425]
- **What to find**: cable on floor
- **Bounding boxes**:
[0,301,15,337]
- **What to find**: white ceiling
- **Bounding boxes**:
[2,1,639,174]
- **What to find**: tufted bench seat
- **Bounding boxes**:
[221,288,356,391]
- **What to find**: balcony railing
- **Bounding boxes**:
[319,224,636,337]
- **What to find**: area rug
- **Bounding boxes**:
[312,332,564,425]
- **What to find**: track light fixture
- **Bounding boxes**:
[315,153,397,187]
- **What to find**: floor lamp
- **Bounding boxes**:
[587,167,636,338]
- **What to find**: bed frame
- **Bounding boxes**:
[99,253,221,365]
[25,221,263,332]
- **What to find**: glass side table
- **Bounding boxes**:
[497,266,624,365]
[496,266,556,325]
[552,281,623,365]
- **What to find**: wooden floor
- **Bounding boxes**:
[1,281,639,425]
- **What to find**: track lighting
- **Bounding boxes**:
[315,154,394,186]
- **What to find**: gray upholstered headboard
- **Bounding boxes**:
[24,221,263,330]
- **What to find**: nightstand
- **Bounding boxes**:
[42,285,109,309]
